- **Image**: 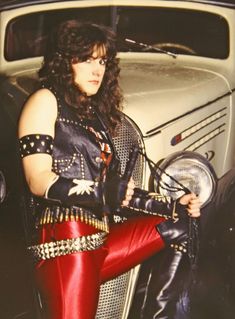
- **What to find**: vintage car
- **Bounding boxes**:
[0,0,235,318]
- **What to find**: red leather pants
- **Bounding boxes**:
[35,216,165,319]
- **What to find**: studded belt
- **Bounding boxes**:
[28,231,107,261]
[170,241,187,253]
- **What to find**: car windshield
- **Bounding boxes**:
[4,6,229,61]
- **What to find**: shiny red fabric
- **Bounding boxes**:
[35,216,165,319]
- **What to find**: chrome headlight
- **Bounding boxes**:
[154,151,217,208]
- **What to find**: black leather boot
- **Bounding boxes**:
[139,218,191,319]
[125,188,194,319]
[156,218,189,246]
[140,246,188,319]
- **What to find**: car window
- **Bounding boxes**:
[4,6,229,61]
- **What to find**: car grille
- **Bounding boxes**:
[96,114,145,319]
[112,114,144,184]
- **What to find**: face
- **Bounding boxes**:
[72,46,107,96]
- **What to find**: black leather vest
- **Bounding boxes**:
[30,88,120,233]
[51,89,119,182]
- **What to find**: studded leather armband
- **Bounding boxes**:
[45,176,103,210]
[19,134,53,158]
[127,188,187,221]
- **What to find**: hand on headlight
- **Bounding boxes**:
[179,193,201,218]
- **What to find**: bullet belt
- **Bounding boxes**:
[36,206,109,232]
[28,231,107,261]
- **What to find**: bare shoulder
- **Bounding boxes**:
[19,88,58,137]
[25,88,57,113]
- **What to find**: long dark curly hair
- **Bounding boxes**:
[39,20,123,133]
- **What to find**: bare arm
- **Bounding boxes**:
[18,88,58,196]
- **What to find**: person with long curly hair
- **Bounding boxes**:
[18,20,201,319]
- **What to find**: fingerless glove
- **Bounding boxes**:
[127,188,187,221]
[45,176,103,209]
[45,173,129,214]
